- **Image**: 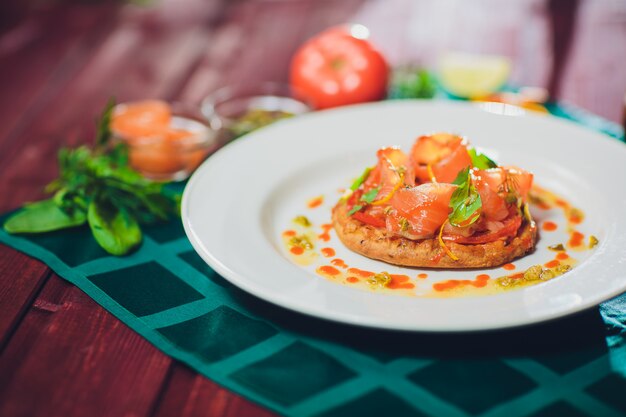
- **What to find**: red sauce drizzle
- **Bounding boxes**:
[346,277,359,283]
[290,246,304,255]
[473,274,490,288]
[433,280,462,292]
[318,233,331,242]
[282,230,296,237]
[569,215,582,224]
[509,272,525,279]
[555,199,568,208]
[317,265,340,276]
[503,263,516,271]
[331,259,348,269]
[542,221,558,231]
[321,247,335,257]
[318,224,333,242]
[556,252,569,260]
[569,231,585,247]
[307,196,324,208]
[347,268,375,278]
[434,275,489,292]
[389,274,415,290]
[545,259,560,268]
[417,273,428,279]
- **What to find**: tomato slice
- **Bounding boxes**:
[443,214,522,244]
[352,211,387,228]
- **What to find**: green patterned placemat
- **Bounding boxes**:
[1,102,625,417]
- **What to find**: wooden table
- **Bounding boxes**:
[0,1,623,416]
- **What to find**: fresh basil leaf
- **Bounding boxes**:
[348,205,363,216]
[4,199,86,234]
[350,167,373,191]
[448,167,482,227]
[361,187,380,204]
[451,166,470,186]
[96,98,115,149]
[107,142,129,166]
[468,148,497,170]
[87,198,142,256]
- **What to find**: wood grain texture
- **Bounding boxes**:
[152,364,277,417]
[0,245,50,350]
[0,275,171,417]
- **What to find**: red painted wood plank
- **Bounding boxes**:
[0,275,172,417]
[179,0,366,104]
[152,364,277,417]
[0,4,121,149]
[0,245,50,349]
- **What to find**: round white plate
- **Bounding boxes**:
[182,100,626,331]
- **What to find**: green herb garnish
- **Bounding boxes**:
[350,167,373,191]
[347,187,380,216]
[367,272,392,289]
[293,215,312,227]
[347,205,363,216]
[3,100,179,256]
[361,187,380,204]
[548,243,565,251]
[289,235,314,250]
[448,167,482,227]
[589,235,599,248]
[468,148,497,169]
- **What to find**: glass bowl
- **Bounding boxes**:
[112,101,218,181]
[201,82,311,142]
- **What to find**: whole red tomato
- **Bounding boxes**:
[290,25,389,109]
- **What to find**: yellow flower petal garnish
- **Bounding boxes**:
[438,218,459,261]
[427,163,437,183]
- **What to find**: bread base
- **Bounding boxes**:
[332,201,537,269]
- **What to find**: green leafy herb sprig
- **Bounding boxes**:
[468,148,497,170]
[348,187,380,216]
[3,100,180,255]
[345,166,380,216]
[448,167,482,227]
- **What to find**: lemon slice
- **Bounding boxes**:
[439,52,511,98]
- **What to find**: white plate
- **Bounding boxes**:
[182,100,626,331]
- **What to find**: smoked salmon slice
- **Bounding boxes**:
[389,183,456,238]
[363,147,415,201]
[411,133,472,183]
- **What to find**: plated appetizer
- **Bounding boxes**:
[333,133,537,268]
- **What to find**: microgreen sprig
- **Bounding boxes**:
[448,167,482,227]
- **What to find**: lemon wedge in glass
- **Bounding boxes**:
[439,52,511,99]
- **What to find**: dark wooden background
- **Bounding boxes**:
[0,0,624,416]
